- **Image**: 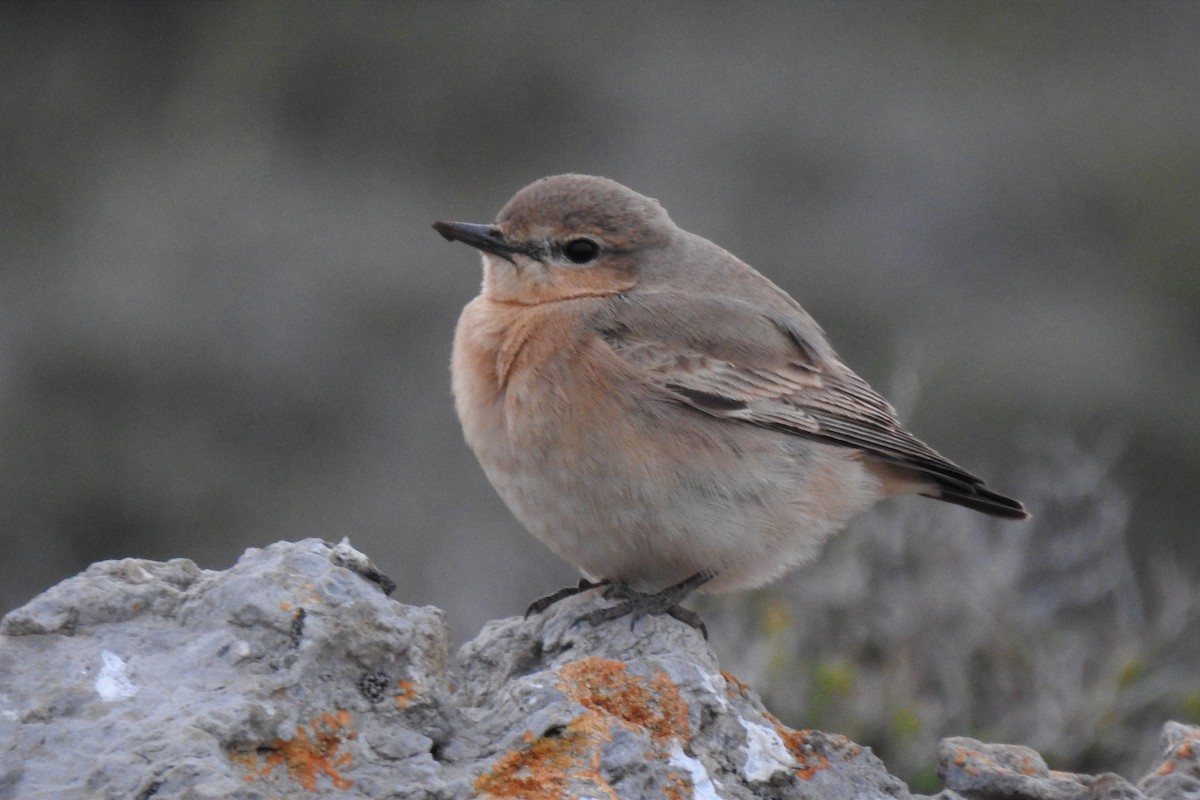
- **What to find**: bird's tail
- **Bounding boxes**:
[923,483,1029,519]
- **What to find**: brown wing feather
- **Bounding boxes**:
[597,292,1027,519]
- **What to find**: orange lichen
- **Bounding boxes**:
[227,749,259,776]
[721,670,752,698]
[945,745,989,778]
[395,679,417,708]
[1154,729,1200,774]
[230,709,356,791]
[766,719,860,781]
[476,658,696,799]
[558,658,690,744]
[787,736,831,781]
[474,713,616,800]
[648,671,691,743]
[663,768,692,800]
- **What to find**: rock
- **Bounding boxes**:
[453,596,908,800]
[1137,721,1200,799]
[0,540,452,800]
[935,738,1145,799]
[0,539,1192,799]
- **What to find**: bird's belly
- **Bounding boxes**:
[451,296,883,594]
[455,348,880,593]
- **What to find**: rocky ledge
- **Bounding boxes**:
[0,539,1195,799]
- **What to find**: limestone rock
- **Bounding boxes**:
[934,738,1144,799]
[0,539,1192,799]
[1137,721,1200,799]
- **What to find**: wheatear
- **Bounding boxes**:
[435,174,1027,633]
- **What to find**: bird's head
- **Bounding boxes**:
[434,174,675,304]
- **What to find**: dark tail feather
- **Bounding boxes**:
[923,483,1030,520]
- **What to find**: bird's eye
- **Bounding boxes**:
[562,238,600,265]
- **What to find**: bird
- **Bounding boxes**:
[434,174,1027,634]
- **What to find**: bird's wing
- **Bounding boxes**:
[596,290,1027,517]
[606,326,977,485]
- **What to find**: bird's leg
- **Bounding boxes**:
[525,577,611,617]
[575,570,716,639]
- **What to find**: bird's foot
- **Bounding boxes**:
[525,578,610,617]
[574,570,715,639]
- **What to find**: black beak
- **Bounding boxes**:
[432,221,523,264]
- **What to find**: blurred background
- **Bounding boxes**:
[2,0,1197,788]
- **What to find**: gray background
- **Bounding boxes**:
[2,0,1197,780]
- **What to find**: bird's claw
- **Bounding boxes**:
[525,578,609,617]
[569,571,714,639]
